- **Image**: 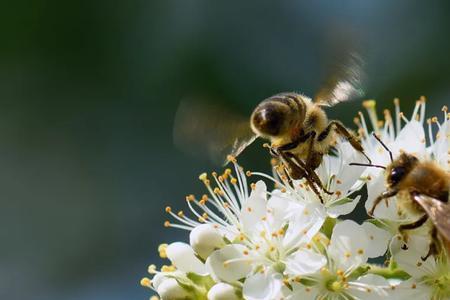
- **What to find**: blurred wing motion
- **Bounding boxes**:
[313,52,365,107]
[173,99,257,166]
[414,193,450,242]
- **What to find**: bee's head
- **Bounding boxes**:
[386,152,418,187]
[250,93,304,138]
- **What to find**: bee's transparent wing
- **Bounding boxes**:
[313,52,365,107]
[413,193,450,242]
[173,99,257,166]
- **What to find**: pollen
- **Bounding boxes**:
[140,277,152,288]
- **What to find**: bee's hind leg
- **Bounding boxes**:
[320,120,372,164]
[421,227,438,261]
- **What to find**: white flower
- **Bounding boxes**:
[207,283,240,300]
[205,184,326,299]
[390,234,450,300]
[284,220,392,300]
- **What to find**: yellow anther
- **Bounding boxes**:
[199,172,208,181]
[161,265,176,272]
[411,283,417,289]
[344,251,351,258]
[227,155,237,163]
[246,170,252,177]
[230,177,238,184]
[432,116,438,123]
[419,95,426,103]
[357,248,364,255]
[140,277,152,288]
[164,221,170,227]
[186,194,195,202]
[218,175,224,182]
[393,98,400,105]
[213,187,221,194]
[247,207,252,212]
[177,211,184,217]
[336,269,344,276]
[250,182,256,190]
[202,213,208,219]
[165,206,172,213]
[158,243,168,258]
[442,105,448,112]
[147,264,157,274]
[353,117,360,125]
[363,100,376,109]
[243,250,249,255]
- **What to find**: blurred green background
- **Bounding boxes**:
[0,1,449,299]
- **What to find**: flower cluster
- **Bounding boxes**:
[141,98,450,300]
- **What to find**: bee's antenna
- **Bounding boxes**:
[349,162,386,170]
[372,133,393,162]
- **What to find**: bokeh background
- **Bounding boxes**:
[1,1,450,299]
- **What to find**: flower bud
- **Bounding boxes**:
[189,224,225,259]
[207,283,240,300]
[157,278,190,300]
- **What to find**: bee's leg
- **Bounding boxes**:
[421,226,438,261]
[319,120,372,164]
[369,189,398,216]
[398,214,429,250]
[279,152,325,203]
[276,131,314,152]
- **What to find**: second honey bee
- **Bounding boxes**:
[354,134,450,261]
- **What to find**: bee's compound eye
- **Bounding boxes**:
[252,108,284,136]
[390,167,405,184]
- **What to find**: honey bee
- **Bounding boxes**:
[353,134,450,261]
[174,53,369,201]
[250,92,370,198]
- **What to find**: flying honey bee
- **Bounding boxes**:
[352,134,450,261]
[174,52,370,201]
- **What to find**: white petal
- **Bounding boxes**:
[240,181,267,234]
[327,195,360,218]
[207,283,240,300]
[284,282,319,299]
[392,121,426,157]
[205,244,251,282]
[190,224,225,260]
[166,242,207,275]
[389,234,436,278]
[328,220,369,270]
[390,279,433,300]
[243,272,283,300]
[365,174,400,221]
[282,202,326,249]
[362,222,391,258]
[157,278,191,300]
[349,274,391,299]
[284,250,326,276]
